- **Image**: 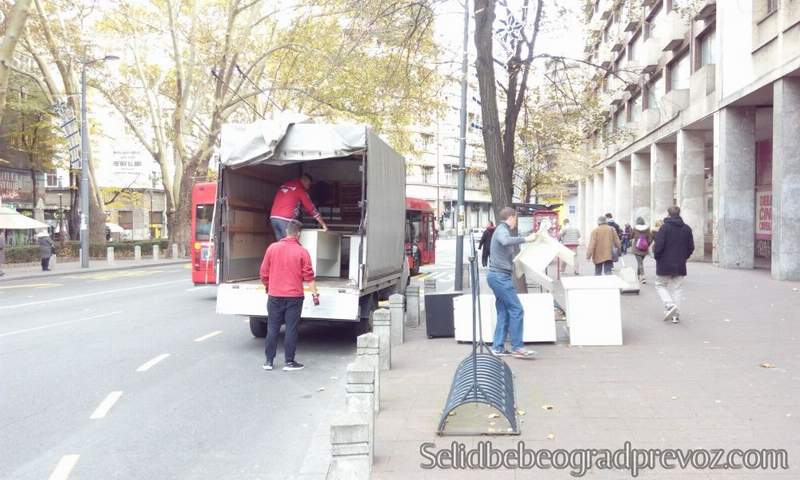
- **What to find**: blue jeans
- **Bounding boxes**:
[487,270,524,351]
[270,218,290,240]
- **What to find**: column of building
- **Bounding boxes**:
[584,177,594,237]
[676,130,706,261]
[713,107,756,269]
[603,165,616,216]
[650,143,675,223]
[772,77,800,280]
[593,173,603,227]
[631,152,651,225]
[615,159,631,226]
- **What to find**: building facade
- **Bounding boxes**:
[405,79,493,232]
[579,0,800,280]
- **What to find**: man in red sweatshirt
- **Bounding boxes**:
[270,174,328,240]
[259,219,319,371]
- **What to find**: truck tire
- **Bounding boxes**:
[249,316,268,338]
[353,294,377,336]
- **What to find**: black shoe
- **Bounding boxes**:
[262,361,274,370]
[490,348,511,357]
[283,361,304,371]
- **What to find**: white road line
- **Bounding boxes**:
[194,330,222,342]
[0,279,187,310]
[0,312,120,338]
[48,454,80,480]
[90,391,123,419]
[185,286,215,292]
[136,353,170,372]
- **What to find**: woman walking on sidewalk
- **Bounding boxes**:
[37,232,54,271]
[631,217,652,284]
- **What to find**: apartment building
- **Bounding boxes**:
[579,0,800,280]
[405,79,493,232]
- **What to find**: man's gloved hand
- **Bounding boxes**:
[525,232,538,243]
[312,293,320,306]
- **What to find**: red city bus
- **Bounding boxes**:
[405,197,437,275]
[191,182,217,285]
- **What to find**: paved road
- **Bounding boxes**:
[0,265,353,480]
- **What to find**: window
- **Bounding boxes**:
[766,0,778,15]
[421,166,434,184]
[668,51,690,91]
[118,211,133,230]
[150,211,164,225]
[613,109,626,130]
[698,29,716,68]
[46,171,60,188]
[627,33,640,63]
[644,2,662,40]
[194,205,213,241]
[628,94,642,123]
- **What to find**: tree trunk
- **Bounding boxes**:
[0,0,33,124]
[473,0,510,219]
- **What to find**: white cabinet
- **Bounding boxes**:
[299,230,341,278]
[561,276,626,346]
[453,293,557,344]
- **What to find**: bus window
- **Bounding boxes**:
[195,204,213,241]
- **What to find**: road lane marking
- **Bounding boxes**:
[194,330,222,342]
[64,270,166,281]
[48,454,80,480]
[0,312,120,338]
[185,285,215,292]
[0,283,62,290]
[0,280,186,310]
[136,353,170,372]
[90,391,123,419]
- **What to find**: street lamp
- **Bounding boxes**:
[58,193,64,246]
[79,53,119,268]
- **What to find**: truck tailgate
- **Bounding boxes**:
[216,280,360,321]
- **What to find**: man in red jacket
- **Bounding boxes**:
[259,219,319,371]
[270,174,328,240]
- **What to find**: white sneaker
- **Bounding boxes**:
[511,348,536,359]
[663,305,678,322]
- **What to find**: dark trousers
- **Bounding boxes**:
[41,257,50,271]
[594,260,613,276]
[265,296,304,363]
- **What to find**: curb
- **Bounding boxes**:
[0,260,190,283]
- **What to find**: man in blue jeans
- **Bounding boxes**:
[488,207,538,358]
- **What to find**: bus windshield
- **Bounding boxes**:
[195,204,213,241]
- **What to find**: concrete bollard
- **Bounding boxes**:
[327,413,370,480]
[107,246,115,265]
[171,243,179,259]
[50,254,57,269]
[134,245,142,261]
[356,333,380,413]
[153,245,160,261]
[424,278,437,293]
[388,294,404,346]
[405,285,420,327]
[371,308,391,371]
[345,360,375,463]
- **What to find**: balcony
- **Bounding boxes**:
[661,11,690,52]
[662,88,690,117]
[610,90,628,107]
[599,44,613,69]
[640,36,661,74]
[642,107,662,131]
[689,64,716,102]
[694,0,716,20]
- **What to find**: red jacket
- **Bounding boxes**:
[269,178,320,221]
[260,237,315,297]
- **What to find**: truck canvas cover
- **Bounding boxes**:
[219,117,405,287]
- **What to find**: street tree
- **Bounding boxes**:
[0,0,33,124]
[94,0,441,249]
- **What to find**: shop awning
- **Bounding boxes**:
[0,206,49,230]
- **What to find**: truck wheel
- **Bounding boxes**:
[249,316,268,338]
[353,294,377,336]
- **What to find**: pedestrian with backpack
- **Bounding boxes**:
[653,206,694,324]
[631,217,652,284]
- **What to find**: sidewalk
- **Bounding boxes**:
[0,257,190,282]
[374,254,800,479]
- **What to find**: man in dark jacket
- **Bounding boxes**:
[653,206,694,324]
[478,222,495,267]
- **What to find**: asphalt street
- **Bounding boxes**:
[0,264,354,480]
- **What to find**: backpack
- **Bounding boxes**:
[635,233,649,252]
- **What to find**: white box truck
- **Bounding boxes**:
[214,119,408,336]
